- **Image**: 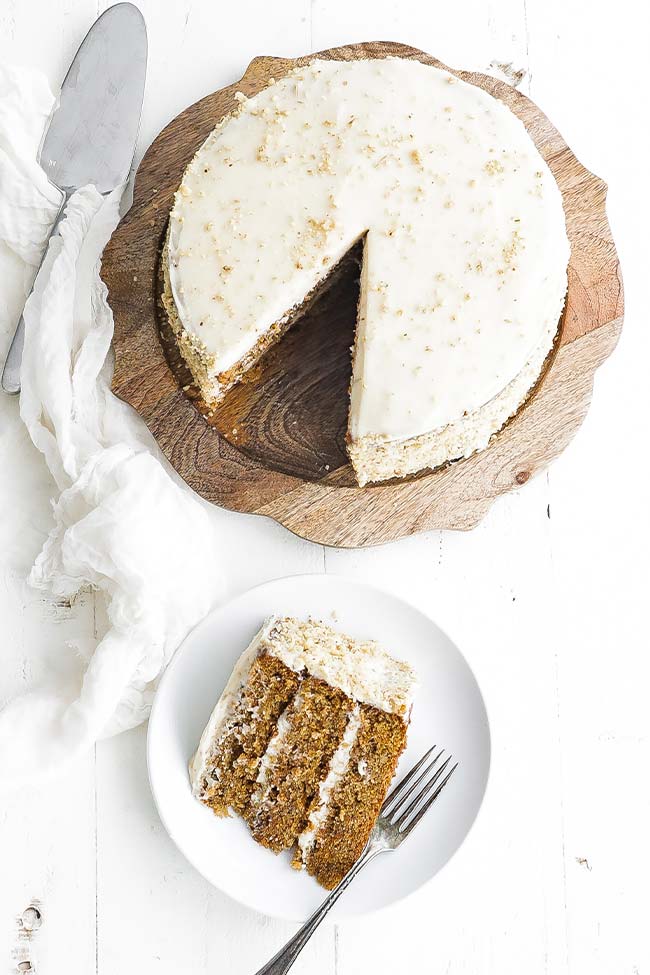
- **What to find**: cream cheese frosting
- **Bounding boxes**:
[189,615,417,796]
[168,56,569,460]
[262,616,417,716]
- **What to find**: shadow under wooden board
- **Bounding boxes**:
[102,41,623,548]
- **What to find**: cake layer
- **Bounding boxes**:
[167,56,569,476]
[194,651,300,816]
[295,704,408,888]
[247,677,351,852]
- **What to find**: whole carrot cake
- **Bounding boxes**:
[164,56,569,485]
[189,616,417,888]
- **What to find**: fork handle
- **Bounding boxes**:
[1,192,67,395]
[252,845,381,975]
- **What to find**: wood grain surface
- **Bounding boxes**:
[102,41,624,547]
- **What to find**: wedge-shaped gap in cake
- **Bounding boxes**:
[207,236,367,481]
[157,231,365,481]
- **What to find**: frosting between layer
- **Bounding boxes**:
[297,704,362,860]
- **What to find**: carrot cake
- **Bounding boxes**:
[189,616,417,889]
[164,56,570,485]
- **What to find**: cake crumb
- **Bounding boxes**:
[484,159,505,175]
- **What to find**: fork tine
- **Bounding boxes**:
[384,748,445,820]
[393,755,452,829]
[398,762,458,836]
[381,745,439,815]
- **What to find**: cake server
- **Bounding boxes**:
[1,2,147,395]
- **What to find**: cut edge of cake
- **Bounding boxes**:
[162,231,365,412]
[189,616,417,888]
[162,234,305,410]
[347,287,563,485]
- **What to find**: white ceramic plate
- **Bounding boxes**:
[147,574,490,921]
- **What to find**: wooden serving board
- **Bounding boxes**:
[102,41,623,548]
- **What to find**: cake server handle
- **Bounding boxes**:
[252,842,382,975]
[1,194,67,395]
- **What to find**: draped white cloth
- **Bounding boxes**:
[0,64,223,790]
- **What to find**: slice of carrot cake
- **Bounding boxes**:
[189,616,417,888]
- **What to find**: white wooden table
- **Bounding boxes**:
[1,1,648,973]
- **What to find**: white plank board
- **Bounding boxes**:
[0,5,99,971]
[528,1,650,972]
[0,0,648,973]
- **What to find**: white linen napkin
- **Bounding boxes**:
[0,64,223,790]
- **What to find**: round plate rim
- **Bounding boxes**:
[146,572,492,921]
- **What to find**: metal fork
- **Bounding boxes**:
[253,746,458,975]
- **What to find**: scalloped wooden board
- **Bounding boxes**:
[101,41,623,548]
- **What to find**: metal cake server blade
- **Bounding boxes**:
[1,2,147,394]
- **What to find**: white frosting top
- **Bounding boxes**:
[169,57,569,442]
[263,616,417,716]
